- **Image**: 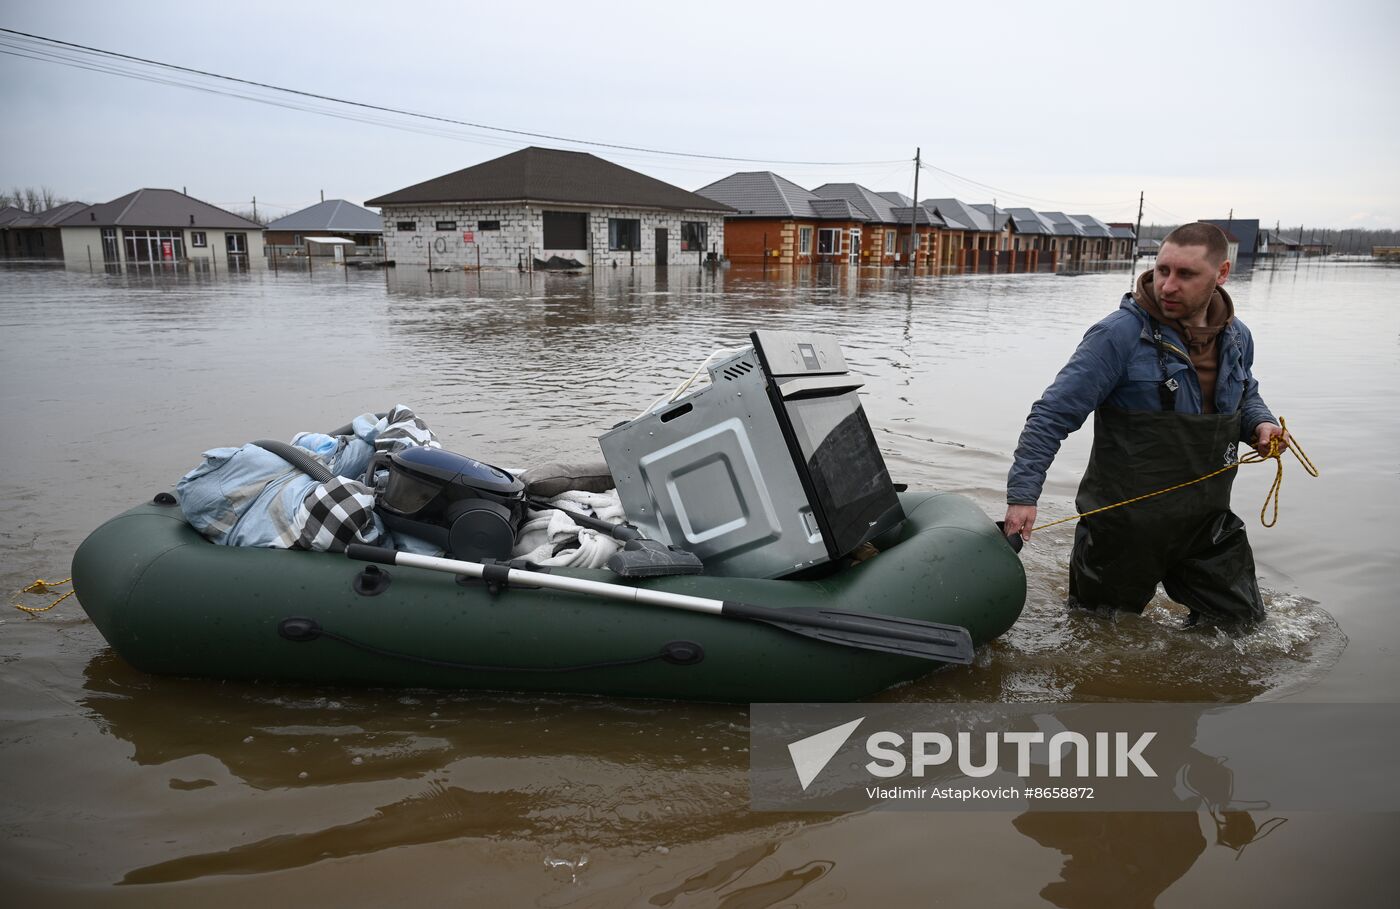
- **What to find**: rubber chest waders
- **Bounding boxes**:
[1067,321,1266,628]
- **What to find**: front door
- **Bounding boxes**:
[849,230,861,265]
[655,228,667,265]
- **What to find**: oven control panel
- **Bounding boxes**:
[751,330,848,377]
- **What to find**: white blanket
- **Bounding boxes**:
[511,489,627,568]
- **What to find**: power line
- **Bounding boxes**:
[918,162,1135,209]
[0,28,907,169]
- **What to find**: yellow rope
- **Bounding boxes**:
[1033,417,1318,533]
[12,576,76,615]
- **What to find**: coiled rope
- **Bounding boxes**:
[1033,417,1318,533]
[12,577,76,615]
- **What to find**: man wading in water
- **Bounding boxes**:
[1003,222,1289,630]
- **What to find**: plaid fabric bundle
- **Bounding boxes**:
[292,476,382,552]
[375,405,439,454]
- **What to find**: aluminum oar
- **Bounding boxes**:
[345,545,974,664]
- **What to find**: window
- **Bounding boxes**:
[817,228,842,255]
[225,232,247,255]
[122,229,185,262]
[435,221,456,231]
[608,218,641,251]
[292,234,302,246]
[477,220,501,231]
[680,221,707,251]
[885,230,896,253]
[190,231,207,248]
[799,226,813,255]
[101,228,119,263]
[396,221,416,231]
[542,211,588,249]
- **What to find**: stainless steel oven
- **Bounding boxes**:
[600,330,903,578]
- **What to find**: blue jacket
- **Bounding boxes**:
[1006,293,1276,505]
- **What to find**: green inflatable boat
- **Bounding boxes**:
[71,491,1024,703]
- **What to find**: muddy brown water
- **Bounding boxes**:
[1,259,1394,906]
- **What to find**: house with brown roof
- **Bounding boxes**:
[365,147,731,270]
[58,189,265,269]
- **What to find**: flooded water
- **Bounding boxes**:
[1,258,1395,905]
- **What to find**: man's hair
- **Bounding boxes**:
[1162,222,1229,265]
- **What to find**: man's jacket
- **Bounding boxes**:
[1006,293,1276,506]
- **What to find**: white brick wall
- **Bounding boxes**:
[380,204,726,270]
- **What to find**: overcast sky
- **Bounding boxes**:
[3,0,1397,228]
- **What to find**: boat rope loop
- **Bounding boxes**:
[1034,417,1319,533]
[278,617,705,672]
[13,577,76,615]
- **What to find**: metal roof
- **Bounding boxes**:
[811,183,901,223]
[1069,214,1113,238]
[1039,211,1085,237]
[695,171,825,218]
[970,203,1013,232]
[1108,225,1137,239]
[57,189,263,229]
[922,198,994,232]
[877,191,913,206]
[1004,207,1055,235]
[890,206,946,227]
[2,202,90,228]
[367,146,733,213]
[809,198,867,220]
[266,199,383,233]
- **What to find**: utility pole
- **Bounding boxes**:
[908,147,920,269]
[252,196,258,222]
[1130,190,1145,289]
[992,197,999,270]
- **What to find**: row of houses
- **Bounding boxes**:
[4,146,1143,272]
[694,171,1136,272]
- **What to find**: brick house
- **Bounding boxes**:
[812,183,912,265]
[923,198,1010,272]
[365,147,731,270]
[696,172,870,265]
[57,189,265,269]
[1107,223,1139,261]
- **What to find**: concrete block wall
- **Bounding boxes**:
[381,204,726,269]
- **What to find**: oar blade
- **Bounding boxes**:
[727,603,975,664]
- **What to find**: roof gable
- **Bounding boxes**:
[921,198,992,232]
[1039,211,1084,236]
[1004,207,1054,235]
[809,197,867,220]
[811,183,901,223]
[367,146,733,212]
[58,189,263,229]
[1068,214,1112,238]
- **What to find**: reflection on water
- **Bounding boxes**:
[1,260,1393,903]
